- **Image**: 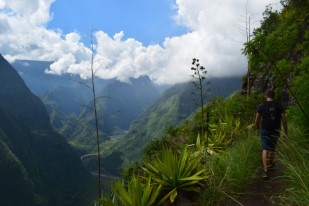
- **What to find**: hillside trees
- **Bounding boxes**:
[243,0,309,129]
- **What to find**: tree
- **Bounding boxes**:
[235,0,258,97]
[90,36,102,199]
[190,58,210,146]
[73,31,103,199]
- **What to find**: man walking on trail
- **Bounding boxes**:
[255,90,288,179]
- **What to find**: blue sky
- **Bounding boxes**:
[48,0,188,46]
[0,0,282,84]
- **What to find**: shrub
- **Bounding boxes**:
[142,146,208,204]
[102,175,162,206]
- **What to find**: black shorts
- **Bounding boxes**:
[260,129,280,151]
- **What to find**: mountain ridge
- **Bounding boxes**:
[0,54,96,206]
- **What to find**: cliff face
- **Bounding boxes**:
[0,54,95,206]
[0,54,51,130]
[242,71,291,108]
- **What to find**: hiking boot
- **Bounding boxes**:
[262,171,269,180]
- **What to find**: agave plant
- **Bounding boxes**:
[142,147,207,204]
[110,175,162,206]
[207,130,232,155]
[209,113,242,141]
[189,134,208,160]
[191,131,231,158]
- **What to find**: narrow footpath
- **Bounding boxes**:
[223,164,286,206]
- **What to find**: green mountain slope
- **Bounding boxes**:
[0,124,34,206]
[0,54,95,206]
[42,84,91,129]
[100,77,241,175]
[60,76,160,152]
[108,82,198,155]
[0,59,51,130]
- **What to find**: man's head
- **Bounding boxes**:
[266,90,275,99]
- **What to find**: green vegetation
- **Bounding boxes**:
[2,0,308,205]
[276,125,309,205]
[97,1,309,205]
[0,136,34,206]
[142,147,207,203]
[111,175,162,206]
[97,93,263,205]
[243,0,309,128]
[196,136,260,205]
[0,54,96,206]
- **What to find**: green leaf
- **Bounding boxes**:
[170,189,178,203]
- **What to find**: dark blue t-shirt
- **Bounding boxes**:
[257,101,284,130]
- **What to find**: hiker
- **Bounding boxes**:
[255,90,288,179]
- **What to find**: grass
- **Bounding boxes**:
[196,125,309,206]
[196,135,261,205]
[276,126,309,205]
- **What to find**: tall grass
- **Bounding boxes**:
[196,136,261,205]
[217,136,260,192]
[276,126,309,205]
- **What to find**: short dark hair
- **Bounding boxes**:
[266,90,275,98]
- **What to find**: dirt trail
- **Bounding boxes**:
[223,165,286,206]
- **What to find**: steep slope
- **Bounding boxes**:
[0,54,95,206]
[95,75,160,135]
[0,58,51,130]
[0,111,34,206]
[244,0,309,128]
[42,84,92,129]
[100,77,241,175]
[118,82,198,152]
[60,76,160,151]
[11,60,55,96]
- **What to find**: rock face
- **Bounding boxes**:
[241,70,291,108]
[0,54,95,206]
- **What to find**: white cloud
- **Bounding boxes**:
[0,1,6,8]
[0,0,282,84]
[46,53,76,75]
